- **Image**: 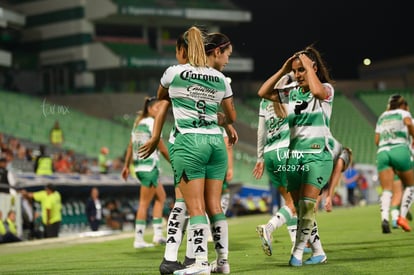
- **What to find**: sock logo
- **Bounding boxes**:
[172,207,184,213]
[211,225,222,243]
[168,220,180,229]
[211,226,221,234]
[167,227,179,235]
[402,188,413,208]
[166,236,177,243]
[300,228,310,236]
[193,228,205,237]
[166,208,184,243]
[193,228,206,253]
[310,228,320,244]
[194,245,206,253]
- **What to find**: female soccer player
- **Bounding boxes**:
[139,27,236,275]
[121,96,169,248]
[375,94,414,233]
[258,45,334,266]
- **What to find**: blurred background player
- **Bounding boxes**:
[254,73,300,256]
[121,96,169,248]
[375,94,414,233]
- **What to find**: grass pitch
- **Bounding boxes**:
[1,204,413,274]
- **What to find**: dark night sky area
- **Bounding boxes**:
[222,1,413,80]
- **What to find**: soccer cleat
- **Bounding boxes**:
[153,237,167,245]
[183,257,195,267]
[173,262,210,275]
[159,258,185,275]
[391,219,398,229]
[289,255,302,267]
[256,225,272,256]
[210,259,230,274]
[133,241,154,248]
[304,254,327,265]
[397,216,411,232]
[381,219,391,234]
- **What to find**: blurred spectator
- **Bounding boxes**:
[15,145,33,162]
[53,152,72,173]
[89,158,100,175]
[343,162,359,206]
[85,187,103,231]
[228,194,248,216]
[110,156,124,173]
[258,194,270,213]
[34,145,54,175]
[358,173,369,205]
[7,137,20,157]
[0,134,8,155]
[21,196,42,240]
[103,199,124,230]
[332,191,343,206]
[0,157,10,193]
[50,120,64,148]
[16,144,27,160]
[25,147,34,161]
[0,157,16,194]
[0,133,4,148]
[245,194,258,213]
[0,210,22,243]
[98,147,111,174]
[20,183,62,238]
[3,148,14,171]
[75,158,91,174]
[65,149,76,167]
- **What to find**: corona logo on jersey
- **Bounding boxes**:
[180,70,220,83]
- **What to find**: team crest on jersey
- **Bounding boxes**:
[188,85,217,100]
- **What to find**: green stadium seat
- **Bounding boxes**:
[357,89,414,117]
[330,92,376,164]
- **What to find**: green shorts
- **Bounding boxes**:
[135,168,159,187]
[264,147,288,189]
[167,141,178,185]
[376,144,412,172]
[173,133,227,186]
[286,149,333,192]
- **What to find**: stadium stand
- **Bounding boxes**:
[356,89,414,117]
[233,98,260,129]
[330,92,377,165]
[0,89,131,160]
[0,88,265,189]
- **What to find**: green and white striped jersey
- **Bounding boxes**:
[160,63,233,135]
[258,98,290,153]
[287,83,334,154]
[375,109,412,151]
[131,117,159,172]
